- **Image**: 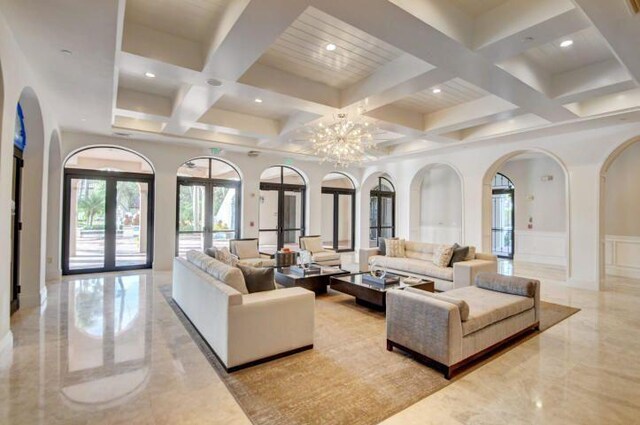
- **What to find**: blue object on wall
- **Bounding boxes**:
[14,103,26,151]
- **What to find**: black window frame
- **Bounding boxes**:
[321,173,356,252]
[491,173,515,259]
[370,176,396,247]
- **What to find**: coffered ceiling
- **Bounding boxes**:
[2,0,639,162]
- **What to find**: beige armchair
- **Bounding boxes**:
[299,235,341,267]
[229,239,275,267]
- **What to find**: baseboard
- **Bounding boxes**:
[0,330,14,364]
[605,265,640,280]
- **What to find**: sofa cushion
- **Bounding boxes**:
[204,258,248,294]
[313,251,341,262]
[215,246,237,266]
[432,244,454,268]
[237,258,276,267]
[232,240,260,259]
[464,246,476,261]
[386,238,406,258]
[302,236,324,253]
[475,272,538,298]
[186,250,210,269]
[205,247,217,258]
[404,240,436,261]
[445,286,534,336]
[404,287,469,321]
[236,264,276,293]
[370,256,454,281]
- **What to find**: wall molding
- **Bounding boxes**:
[605,234,640,278]
[514,230,567,266]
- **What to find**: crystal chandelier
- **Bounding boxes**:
[308,112,377,167]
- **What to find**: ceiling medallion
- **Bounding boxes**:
[307,110,378,167]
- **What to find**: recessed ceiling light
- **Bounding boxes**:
[560,39,573,48]
[144,72,156,78]
[254,98,263,103]
[206,78,223,87]
[432,88,442,94]
[60,49,73,55]
[326,43,337,51]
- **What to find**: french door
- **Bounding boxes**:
[369,191,395,247]
[176,179,240,256]
[10,147,24,314]
[63,170,154,274]
[259,183,305,252]
[322,188,355,251]
[492,188,514,258]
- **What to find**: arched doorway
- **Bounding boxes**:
[600,137,640,285]
[369,176,395,247]
[175,157,241,257]
[259,166,306,253]
[409,163,463,244]
[321,172,356,252]
[62,147,155,274]
[483,151,570,278]
[491,173,515,258]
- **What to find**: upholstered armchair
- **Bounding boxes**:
[229,239,275,267]
[299,235,341,267]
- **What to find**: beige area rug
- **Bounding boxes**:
[161,286,579,425]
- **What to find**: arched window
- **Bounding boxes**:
[491,173,514,259]
[322,173,355,251]
[63,147,154,274]
[176,158,241,256]
[370,176,395,247]
[259,166,306,253]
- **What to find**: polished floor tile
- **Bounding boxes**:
[1,261,638,424]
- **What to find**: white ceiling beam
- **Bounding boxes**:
[460,113,550,140]
[197,108,280,138]
[310,0,577,123]
[552,59,636,104]
[476,5,590,63]
[424,96,520,134]
[572,0,640,85]
[564,88,640,117]
[340,54,434,108]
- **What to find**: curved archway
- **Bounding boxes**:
[259,165,307,252]
[62,146,155,274]
[14,87,46,309]
[175,157,242,256]
[321,172,356,251]
[409,162,464,244]
[482,149,570,279]
[598,136,640,287]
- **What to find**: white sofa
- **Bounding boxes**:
[361,240,497,291]
[172,252,314,372]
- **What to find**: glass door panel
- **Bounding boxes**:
[259,189,279,252]
[321,193,334,247]
[492,191,514,258]
[337,194,353,250]
[283,191,303,249]
[177,184,206,256]
[69,178,107,271]
[381,196,394,227]
[212,186,237,248]
[116,181,149,267]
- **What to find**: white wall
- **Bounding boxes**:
[418,164,462,244]
[498,155,567,266]
[604,141,640,277]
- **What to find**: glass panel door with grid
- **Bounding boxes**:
[116,181,150,267]
[68,178,107,271]
[177,183,206,257]
[492,190,514,258]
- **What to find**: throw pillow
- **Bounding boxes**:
[236,264,276,294]
[464,246,476,261]
[448,243,470,267]
[215,246,237,266]
[432,244,455,268]
[378,237,398,255]
[205,246,217,258]
[385,238,406,258]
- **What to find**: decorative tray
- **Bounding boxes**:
[289,265,322,276]
[362,274,401,286]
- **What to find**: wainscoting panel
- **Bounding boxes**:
[605,235,640,279]
[419,225,462,245]
[514,230,567,266]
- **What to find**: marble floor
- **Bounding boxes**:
[1,260,639,424]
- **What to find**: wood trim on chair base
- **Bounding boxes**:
[387,322,540,379]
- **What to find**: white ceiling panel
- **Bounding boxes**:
[522,27,614,75]
[392,78,489,114]
[125,0,234,43]
[258,7,403,89]
[213,95,293,120]
[118,71,181,99]
[450,0,509,17]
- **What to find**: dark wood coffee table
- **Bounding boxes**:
[275,266,349,295]
[330,272,434,310]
